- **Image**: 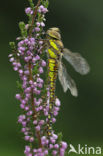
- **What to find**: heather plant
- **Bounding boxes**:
[9,0,68,155]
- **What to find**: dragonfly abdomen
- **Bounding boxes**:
[48,58,58,97]
[47,58,58,136]
[46,39,60,136]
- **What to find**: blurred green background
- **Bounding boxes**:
[0,0,103,155]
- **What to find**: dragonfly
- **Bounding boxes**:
[44,27,90,136]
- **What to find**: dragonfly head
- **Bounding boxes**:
[46,27,61,40]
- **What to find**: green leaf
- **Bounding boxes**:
[16,81,23,91]
[65,149,69,156]
[28,0,32,3]
[28,0,34,8]
[9,42,15,50]
[19,22,27,37]
[32,63,39,74]
[19,21,25,30]
[57,132,63,142]
[43,0,49,8]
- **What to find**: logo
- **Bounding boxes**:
[68,144,102,155]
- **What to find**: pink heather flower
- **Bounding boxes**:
[27,110,33,116]
[9,57,14,62]
[61,141,68,149]
[52,134,58,140]
[35,27,40,32]
[25,87,31,93]
[36,22,41,27]
[24,132,29,136]
[29,137,34,142]
[21,128,26,133]
[25,24,29,30]
[41,136,47,145]
[17,62,21,67]
[22,75,27,81]
[20,104,25,109]
[39,106,43,111]
[44,110,48,116]
[12,62,17,66]
[33,120,38,125]
[35,125,40,131]
[41,141,46,146]
[49,144,53,149]
[34,100,40,106]
[52,118,56,123]
[37,148,42,153]
[35,55,40,60]
[33,149,37,153]
[18,40,24,47]
[38,5,48,14]
[37,78,44,83]
[25,146,31,153]
[8,54,13,57]
[39,5,44,10]
[39,67,44,74]
[24,70,30,75]
[25,7,31,14]
[47,91,50,97]
[24,38,29,44]
[27,153,32,156]
[32,57,36,63]
[18,118,23,123]
[21,99,26,105]
[26,50,32,55]
[40,22,45,27]
[54,111,58,116]
[45,139,49,145]
[37,83,43,88]
[27,117,30,122]
[15,94,21,100]
[39,41,43,45]
[25,106,29,111]
[44,150,48,155]
[43,8,48,13]
[52,150,58,155]
[55,98,61,106]
[25,135,30,141]
[34,97,39,104]
[22,83,27,89]
[50,138,56,144]
[54,106,60,112]
[13,66,18,71]
[41,60,46,67]
[35,107,39,112]
[60,148,65,156]
[35,89,41,95]
[24,57,29,62]
[33,82,37,87]
[38,9,42,13]
[25,7,33,15]
[22,121,27,127]
[41,136,46,141]
[54,144,59,149]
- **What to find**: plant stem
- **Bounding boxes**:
[28,0,43,148]
[28,0,42,147]
[29,0,41,37]
[29,62,42,148]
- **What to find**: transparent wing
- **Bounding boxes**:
[63,48,90,75]
[58,62,78,97]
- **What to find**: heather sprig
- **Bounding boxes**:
[9,0,68,155]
